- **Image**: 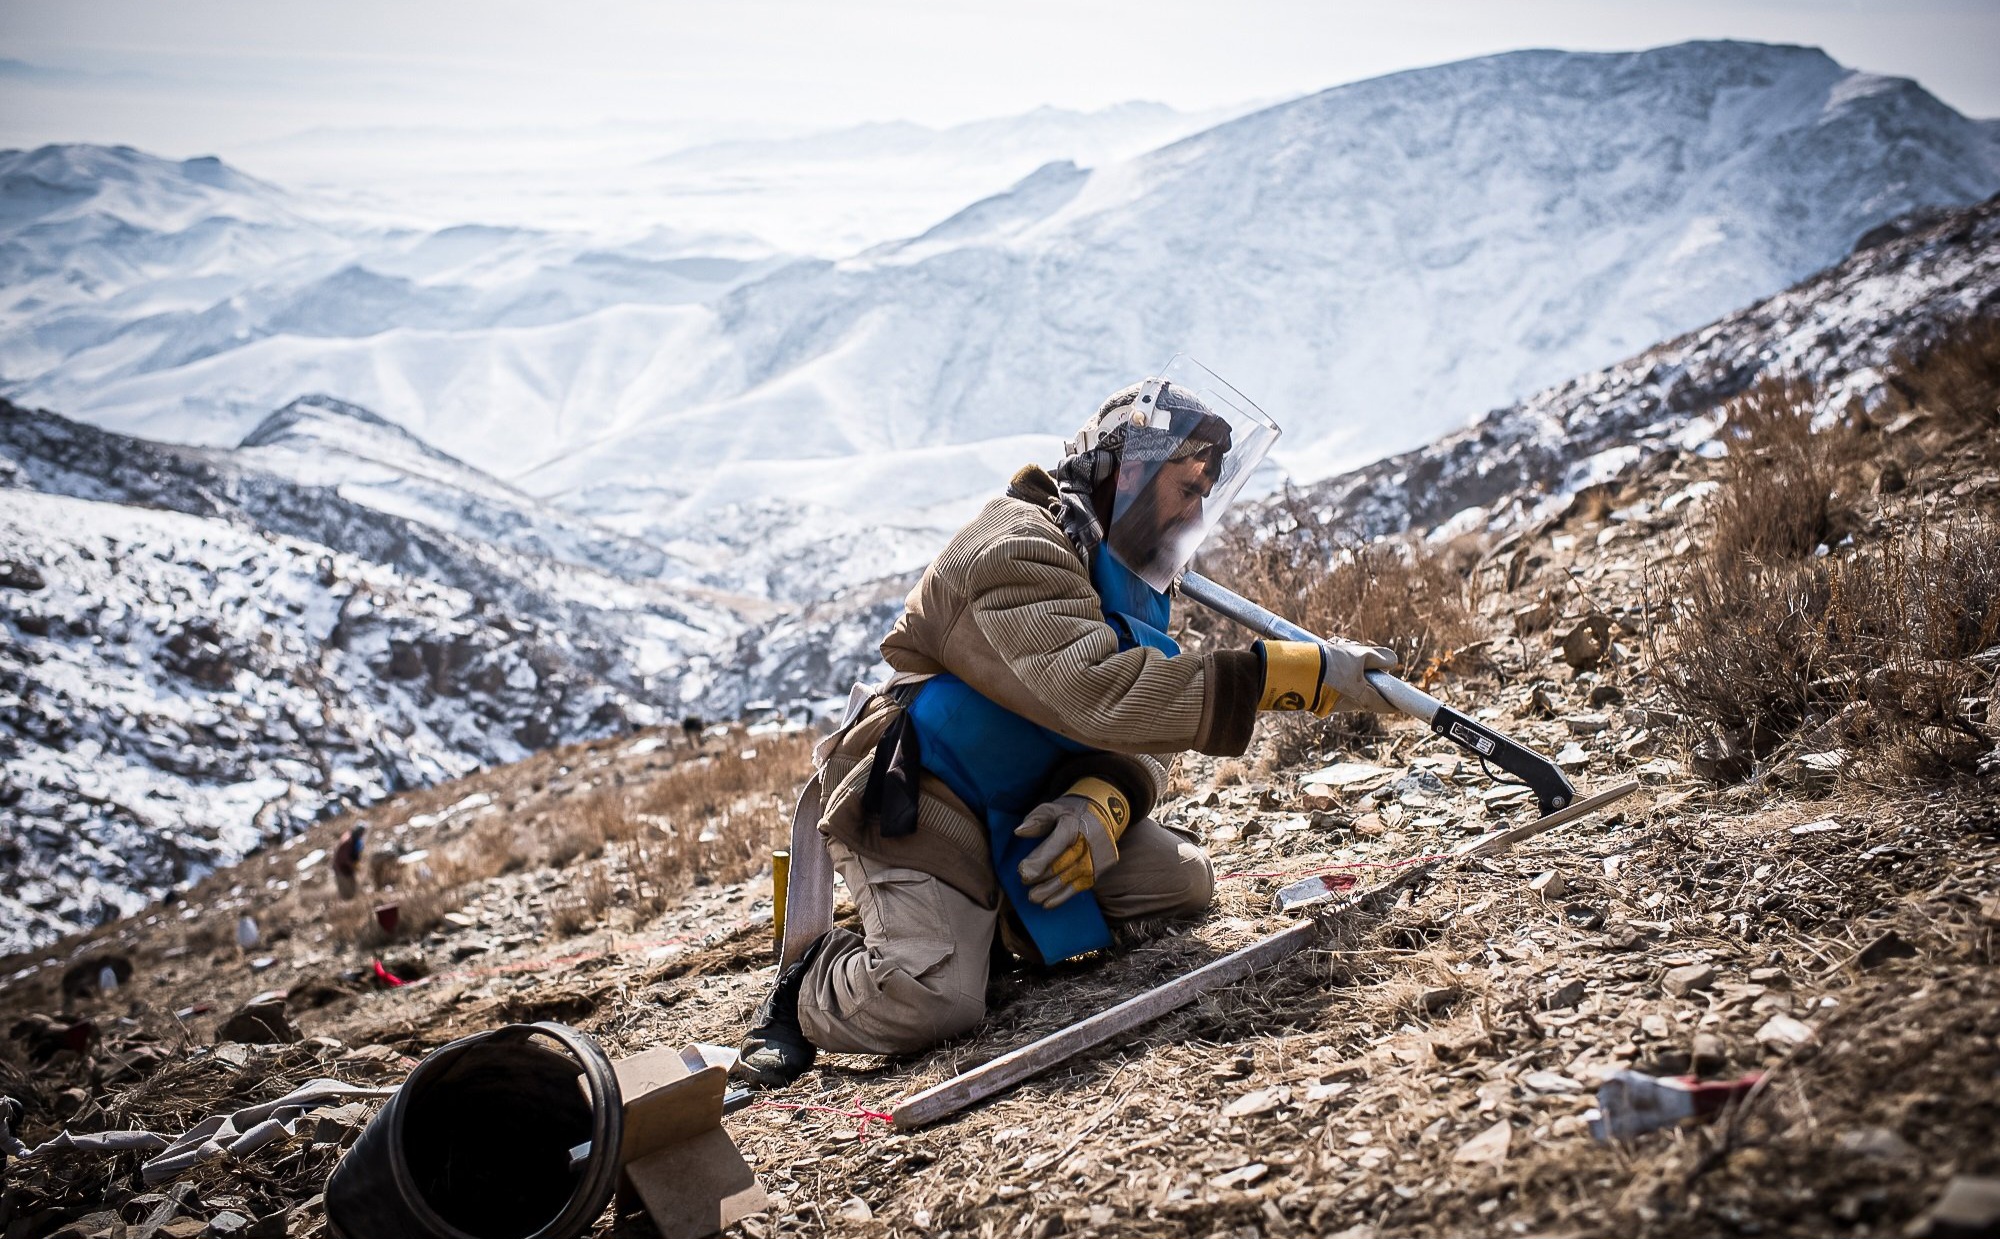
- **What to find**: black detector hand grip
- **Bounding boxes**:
[1427,704,1574,815]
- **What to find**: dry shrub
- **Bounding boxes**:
[1891,314,2000,432]
[1187,491,1485,670]
[326,881,452,949]
[616,731,816,907]
[1704,376,1863,564]
[544,795,614,868]
[1666,513,2000,785]
[634,732,814,826]
[1263,709,1389,772]
[549,865,612,938]
[1659,554,1825,751]
[1827,520,2000,780]
[1664,327,2000,786]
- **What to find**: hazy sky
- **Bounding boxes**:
[2,0,1996,156]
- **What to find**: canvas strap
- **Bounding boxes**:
[777,674,931,967]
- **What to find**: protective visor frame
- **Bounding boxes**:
[1099,355,1281,593]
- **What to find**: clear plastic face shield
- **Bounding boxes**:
[1081,355,1281,593]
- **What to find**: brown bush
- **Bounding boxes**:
[1663,321,2000,787]
[632,732,814,827]
[1703,377,1863,565]
[549,865,612,938]
[1826,519,2000,780]
[1185,491,1485,673]
[1664,511,2000,786]
[327,883,450,949]
[1890,314,2000,433]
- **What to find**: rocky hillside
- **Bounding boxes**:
[0,398,765,952]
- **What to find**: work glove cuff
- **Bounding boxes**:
[1255,640,1335,716]
[1062,776,1132,842]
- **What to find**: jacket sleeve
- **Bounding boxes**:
[947,527,1260,757]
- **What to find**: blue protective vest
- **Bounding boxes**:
[905,542,1178,964]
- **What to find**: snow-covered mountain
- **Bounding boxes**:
[0,477,622,948]
[523,41,2000,519]
[1,390,806,952]
[0,141,784,445]
[1280,194,2000,545]
[6,42,1993,556]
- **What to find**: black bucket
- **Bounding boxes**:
[326,1022,623,1239]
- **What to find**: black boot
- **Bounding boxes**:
[731,935,825,1088]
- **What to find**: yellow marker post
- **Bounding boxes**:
[771,849,789,952]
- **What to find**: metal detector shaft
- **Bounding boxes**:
[1179,571,1441,720]
[1178,570,1577,814]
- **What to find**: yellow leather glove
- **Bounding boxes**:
[1013,777,1130,908]
[1257,638,1400,714]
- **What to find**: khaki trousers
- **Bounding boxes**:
[797,818,1214,1055]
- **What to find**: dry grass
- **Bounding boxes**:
[1664,525,2000,787]
[1184,498,1490,773]
[1703,376,1864,565]
[523,731,818,937]
[1186,492,1487,674]
[1889,314,2000,433]
[1662,320,2000,788]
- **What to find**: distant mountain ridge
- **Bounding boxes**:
[240,392,415,448]
[6,41,1992,562]
[509,42,2000,544]
[1286,194,2000,544]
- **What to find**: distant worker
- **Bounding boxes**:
[734,359,1399,1087]
[681,715,706,749]
[331,824,366,900]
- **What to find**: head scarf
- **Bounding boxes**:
[1051,380,1233,560]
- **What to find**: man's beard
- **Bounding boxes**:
[1108,513,1202,574]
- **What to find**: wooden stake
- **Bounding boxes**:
[891,920,1318,1130]
[771,849,790,951]
[890,784,1638,1131]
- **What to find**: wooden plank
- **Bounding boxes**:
[891,919,1319,1130]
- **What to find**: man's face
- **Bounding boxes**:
[1110,453,1217,571]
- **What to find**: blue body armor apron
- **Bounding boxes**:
[905,543,1179,964]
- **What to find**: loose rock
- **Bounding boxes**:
[1856,929,1919,969]
[1561,616,1613,671]
[1755,1014,1816,1051]
[1663,964,1718,997]
[1454,1119,1512,1165]
[216,990,301,1045]
[1909,1175,2000,1239]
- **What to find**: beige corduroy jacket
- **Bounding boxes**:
[814,466,1262,906]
